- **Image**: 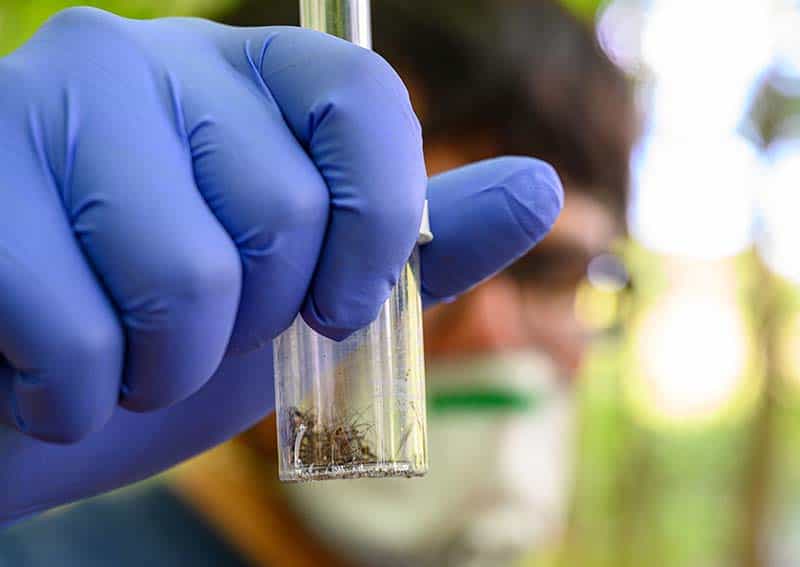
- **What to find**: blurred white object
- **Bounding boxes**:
[770,0,800,90]
[630,133,760,259]
[597,0,646,74]
[759,141,800,282]
[627,259,759,426]
[636,291,748,418]
[640,0,772,134]
[622,0,780,259]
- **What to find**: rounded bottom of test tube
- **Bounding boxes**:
[279,461,428,483]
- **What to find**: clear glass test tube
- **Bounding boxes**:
[274,247,428,481]
[273,0,430,482]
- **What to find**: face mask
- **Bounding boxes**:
[283,351,574,567]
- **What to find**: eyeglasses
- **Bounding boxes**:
[506,244,630,295]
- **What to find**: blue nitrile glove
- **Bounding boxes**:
[0,8,563,524]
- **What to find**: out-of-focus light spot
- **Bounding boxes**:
[575,281,619,331]
[627,290,758,427]
[640,0,772,133]
[759,141,800,282]
[630,133,760,259]
[777,311,800,387]
[768,68,800,99]
[596,0,645,74]
[587,254,628,292]
[772,0,800,89]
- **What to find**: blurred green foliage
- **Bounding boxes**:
[0,0,235,56]
[560,0,607,21]
[521,244,800,567]
[532,248,800,567]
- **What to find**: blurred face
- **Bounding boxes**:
[282,146,620,567]
[424,180,617,375]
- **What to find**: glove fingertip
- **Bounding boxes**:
[300,294,358,342]
[420,156,565,308]
[496,156,564,244]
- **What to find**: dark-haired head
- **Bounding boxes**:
[222,0,636,225]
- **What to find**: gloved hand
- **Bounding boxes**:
[0,8,563,525]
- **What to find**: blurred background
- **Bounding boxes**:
[3,1,800,566]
